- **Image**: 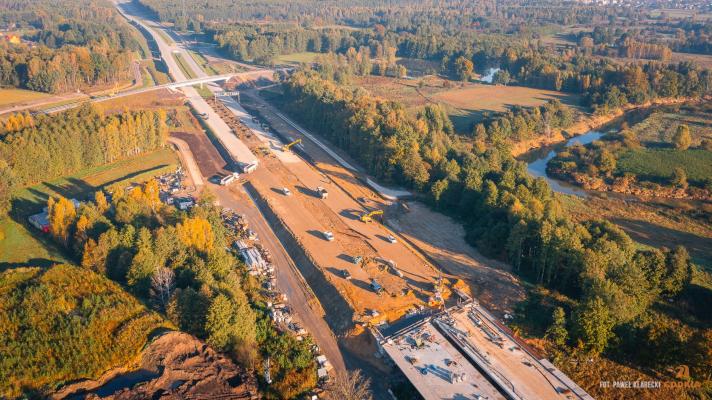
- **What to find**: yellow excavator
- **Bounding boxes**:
[360,209,383,222]
[281,138,302,152]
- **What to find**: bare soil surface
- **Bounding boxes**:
[55,331,257,400]
[386,201,526,318]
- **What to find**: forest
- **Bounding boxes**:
[0,0,140,92]
[137,0,710,34]
[279,70,712,389]
[206,16,712,117]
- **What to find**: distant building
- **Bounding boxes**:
[29,198,82,232]
[28,211,50,232]
[3,34,21,44]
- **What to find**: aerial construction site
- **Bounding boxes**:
[109,2,595,398]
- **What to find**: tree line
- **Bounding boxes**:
[280,70,711,384]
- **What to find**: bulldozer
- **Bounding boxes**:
[281,138,302,152]
[359,209,383,222]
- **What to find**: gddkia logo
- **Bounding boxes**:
[673,365,690,380]
[600,365,703,390]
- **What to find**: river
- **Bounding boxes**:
[523,130,603,196]
[479,67,500,83]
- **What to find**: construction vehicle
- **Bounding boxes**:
[282,138,301,151]
[359,209,383,222]
[370,279,383,294]
[219,174,236,186]
[316,186,328,199]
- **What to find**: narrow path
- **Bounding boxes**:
[168,137,204,188]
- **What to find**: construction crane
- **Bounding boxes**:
[282,138,302,152]
[360,209,383,222]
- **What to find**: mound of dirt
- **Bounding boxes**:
[56,331,257,400]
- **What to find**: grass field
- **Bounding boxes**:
[188,50,218,75]
[617,149,712,185]
[0,265,170,398]
[1,148,179,267]
[0,218,68,268]
[562,193,712,269]
[154,27,174,45]
[275,52,320,64]
[353,75,581,133]
[13,148,179,213]
[435,84,581,132]
[193,84,214,99]
[629,103,712,145]
[0,88,50,107]
[174,53,197,80]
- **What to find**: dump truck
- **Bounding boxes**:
[316,186,328,199]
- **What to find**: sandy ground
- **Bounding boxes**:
[387,201,526,318]
[54,331,257,399]
[226,96,444,325]
[242,91,524,319]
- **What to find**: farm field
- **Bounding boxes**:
[617,149,712,185]
[275,51,319,64]
[0,264,170,398]
[353,75,582,133]
[0,89,49,107]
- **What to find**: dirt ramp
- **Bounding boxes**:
[56,332,257,400]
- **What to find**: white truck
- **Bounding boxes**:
[316,186,328,199]
[219,172,239,186]
[241,162,258,173]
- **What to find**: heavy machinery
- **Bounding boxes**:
[359,209,383,222]
[282,138,301,151]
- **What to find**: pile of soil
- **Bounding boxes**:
[56,332,257,400]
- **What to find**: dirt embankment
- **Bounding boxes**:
[510,96,700,157]
[244,181,357,335]
[53,331,257,400]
